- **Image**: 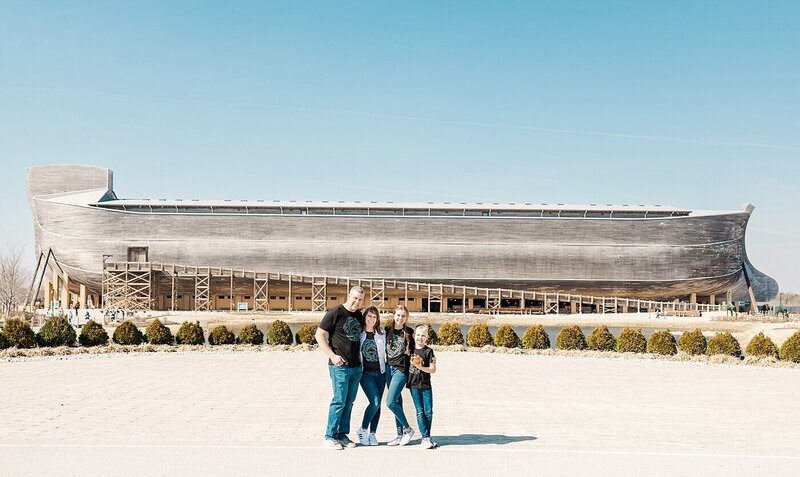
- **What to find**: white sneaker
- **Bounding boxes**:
[399,427,415,446]
[386,435,402,446]
[368,433,379,446]
[357,427,370,446]
[339,435,357,448]
[421,437,433,449]
[323,438,343,450]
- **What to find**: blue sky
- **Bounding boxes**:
[1,1,798,292]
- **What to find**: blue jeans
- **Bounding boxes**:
[359,370,386,432]
[325,365,363,440]
[410,388,433,438]
[385,366,410,434]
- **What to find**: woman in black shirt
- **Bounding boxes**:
[385,305,416,446]
[356,306,386,446]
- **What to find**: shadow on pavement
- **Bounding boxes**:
[432,434,537,446]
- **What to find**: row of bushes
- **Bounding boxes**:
[437,322,800,362]
[0,318,318,348]
[3,318,799,363]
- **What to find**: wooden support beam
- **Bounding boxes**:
[288,275,293,312]
[194,271,211,311]
[312,276,327,312]
[254,275,269,312]
[44,268,53,309]
[171,272,176,312]
[61,271,70,309]
[370,279,385,311]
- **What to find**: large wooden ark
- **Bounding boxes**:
[27,165,778,311]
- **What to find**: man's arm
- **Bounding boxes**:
[315,327,345,365]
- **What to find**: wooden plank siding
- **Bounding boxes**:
[27,165,779,305]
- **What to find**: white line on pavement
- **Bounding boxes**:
[1,443,798,460]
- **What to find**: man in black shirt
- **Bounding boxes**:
[315,286,365,449]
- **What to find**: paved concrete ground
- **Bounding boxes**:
[2,351,799,476]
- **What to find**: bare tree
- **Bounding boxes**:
[0,244,31,316]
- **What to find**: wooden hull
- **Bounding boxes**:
[27,165,778,302]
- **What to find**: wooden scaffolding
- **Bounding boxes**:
[102,262,152,310]
[100,261,725,315]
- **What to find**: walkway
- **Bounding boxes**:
[1,351,798,476]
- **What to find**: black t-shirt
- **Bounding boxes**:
[386,325,415,370]
[361,332,381,372]
[319,304,363,368]
[407,346,435,390]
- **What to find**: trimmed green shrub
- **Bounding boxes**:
[779,331,800,363]
[2,318,37,348]
[466,323,493,347]
[617,328,647,353]
[239,324,265,345]
[555,325,587,351]
[208,325,235,345]
[144,319,173,345]
[587,325,616,351]
[36,316,76,347]
[0,330,8,349]
[745,332,778,359]
[425,324,439,345]
[706,332,742,358]
[521,325,550,350]
[493,324,521,348]
[175,321,205,345]
[267,320,293,345]
[647,330,677,355]
[678,329,707,355]
[113,321,144,345]
[438,322,464,346]
[79,320,109,347]
[294,324,316,345]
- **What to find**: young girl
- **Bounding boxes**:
[408,323,437,449]
[356,306,386,446]
[385,305,416,446]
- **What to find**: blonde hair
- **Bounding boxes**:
[394,304,409,317]
[388,305,411,355]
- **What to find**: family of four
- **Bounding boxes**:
[315,286,438,450]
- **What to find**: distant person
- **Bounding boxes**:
[315,286,365,450]
[408,323,438,449]
[355,306,386,446]
[385,305,416,446]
